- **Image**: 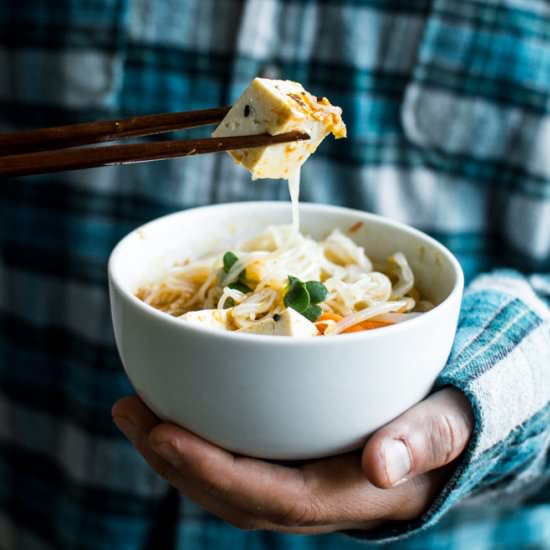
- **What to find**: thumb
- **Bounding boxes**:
[362,388,474,489]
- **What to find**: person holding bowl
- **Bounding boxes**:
[1,1,550,549]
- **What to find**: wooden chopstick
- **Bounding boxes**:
[0,131,311,177]
[0,107,232,156]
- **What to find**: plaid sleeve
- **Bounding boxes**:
[351,0,550,539]
[353,269,550,542]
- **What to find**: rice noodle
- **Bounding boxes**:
[288,168,301,234]
[136,224,426,335]
[389,252,414,299]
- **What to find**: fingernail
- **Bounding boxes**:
[381,438,411,486]
[154,443,181,467]
[113,416,138,442]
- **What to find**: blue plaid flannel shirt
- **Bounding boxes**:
[1,1,550,549]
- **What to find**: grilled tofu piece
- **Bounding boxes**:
[237,308,319,336]
[212,78,346,179]
[180,309,230,331]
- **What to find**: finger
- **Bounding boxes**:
[362,388,474,488]
[112,401,274,529]
[111,398,233,521]
[134,438,267,531]
[149,423,319,526]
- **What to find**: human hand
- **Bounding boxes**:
[112,388,473,534]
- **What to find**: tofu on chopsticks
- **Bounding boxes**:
[212,78,346,179]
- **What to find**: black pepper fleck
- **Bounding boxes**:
[244,104,251,117]
[273,313,281,322]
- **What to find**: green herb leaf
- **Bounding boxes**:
[284,276,310,313]
[305,281,328,304]
[223,251,239,273]
[302,304,323,322]
[228,282,252,294]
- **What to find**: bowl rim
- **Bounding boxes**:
[108,201,464,345]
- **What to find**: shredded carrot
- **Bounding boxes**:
[315,313,342,335]
[315,312,394,335]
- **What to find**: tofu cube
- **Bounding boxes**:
[212,78,346,179]
[237,308,319,336]
[180,309,230,331]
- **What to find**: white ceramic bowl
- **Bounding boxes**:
[109,202,463,460]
